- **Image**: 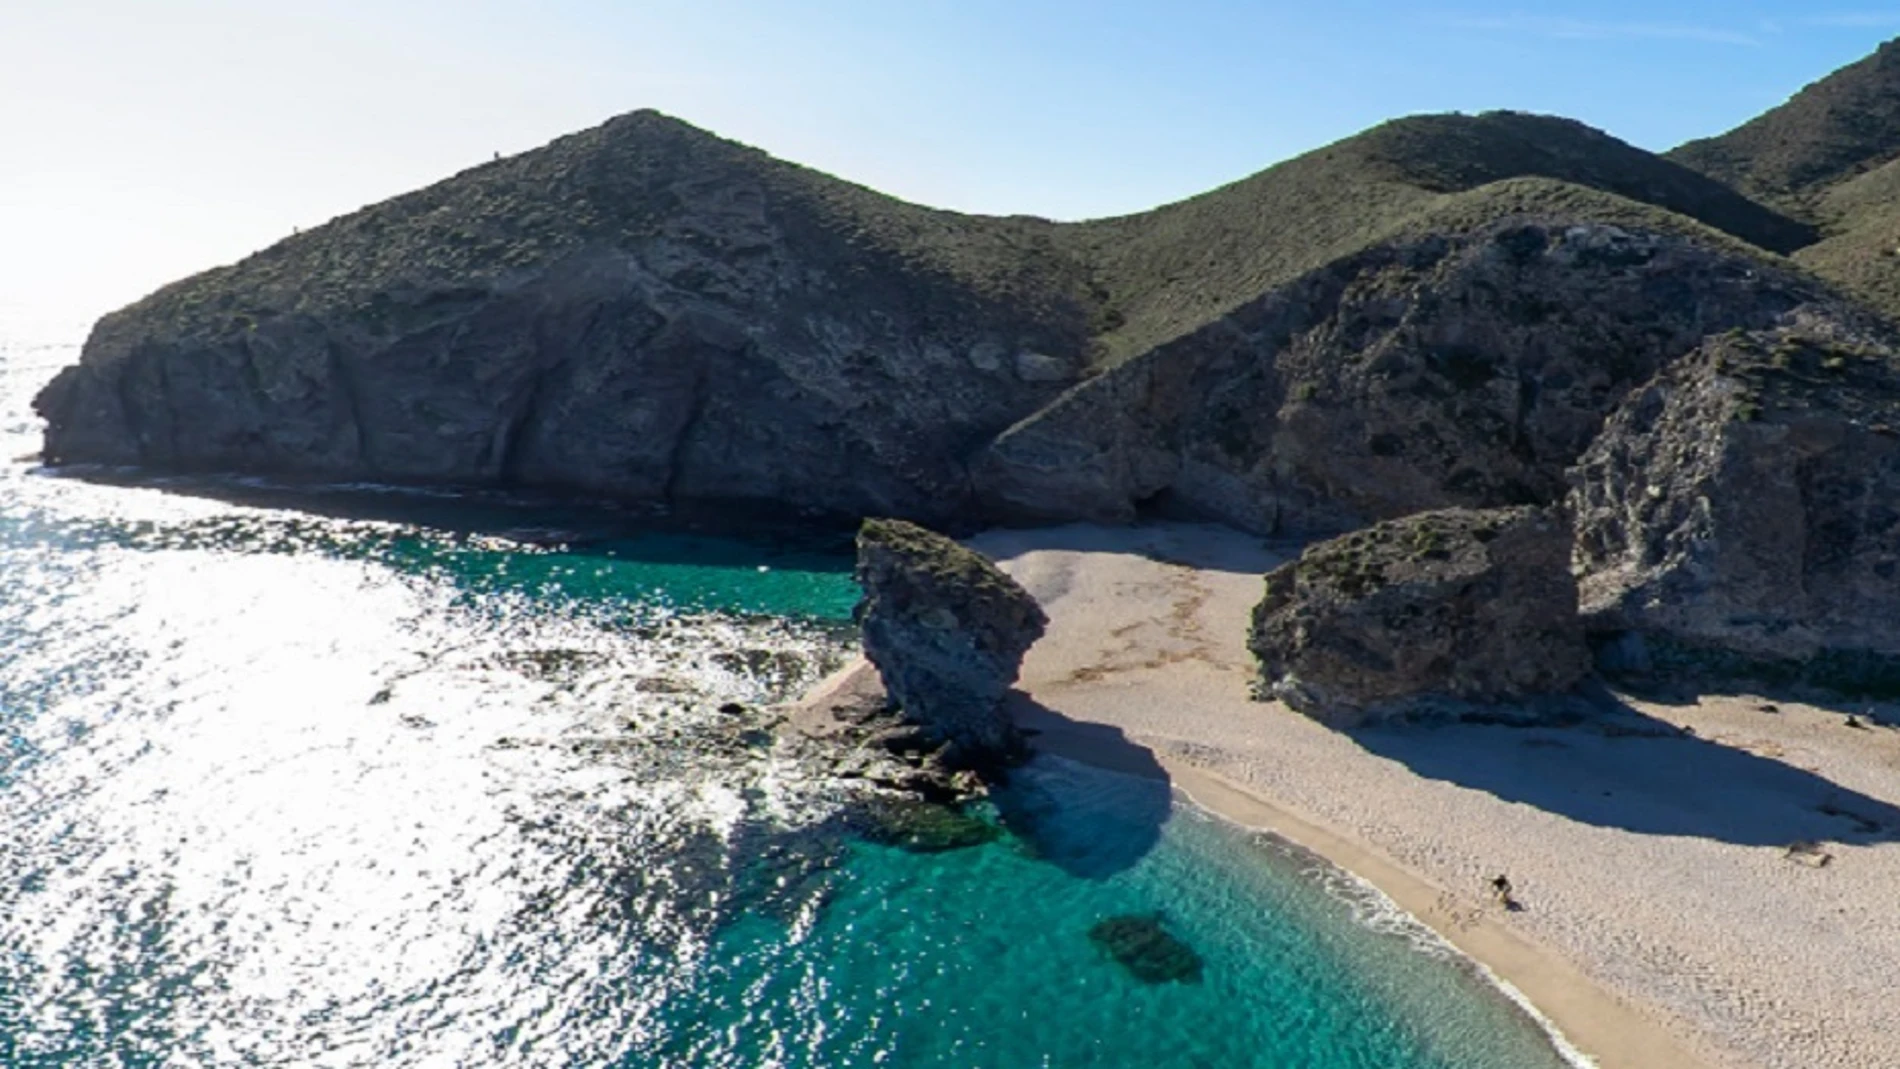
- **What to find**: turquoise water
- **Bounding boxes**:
[0,320,1575,1068]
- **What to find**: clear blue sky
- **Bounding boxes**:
[4,1,1898,325]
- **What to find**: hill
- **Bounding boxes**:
[33,104,1833,530]
[1073,110,1813,361]
[1669,38,1900,217]
[104,110,1107,354]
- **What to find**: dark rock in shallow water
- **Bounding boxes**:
[853,519,1046,765]
[1088,913,1204,984]
[1572,316,1900,696]
[1250,506,1591,726]
[858,797,1001,853]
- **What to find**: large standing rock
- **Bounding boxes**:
[1571,317,1900,692]
[1250,506,1591,726]
[853,519,1047,763]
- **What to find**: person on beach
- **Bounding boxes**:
[1490,874,1513,906]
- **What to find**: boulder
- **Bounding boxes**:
[1570,316,1900,693]
[1250,506,1591,725]
[853,519,1047,763]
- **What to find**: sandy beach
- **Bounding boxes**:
[923,522,1900,1069]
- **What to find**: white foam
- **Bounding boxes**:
[1174,786,1599,1069]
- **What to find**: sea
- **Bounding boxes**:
[0,310,1580,1068]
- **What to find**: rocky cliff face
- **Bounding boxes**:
[1250,507,1590,726]
[35,112,1099,526]
[1571,315,1900,691]
[853,519,1046,763]
[976,221,1825,534]
[35,107,1843,541]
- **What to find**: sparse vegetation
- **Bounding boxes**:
[1670,39,1900,216]
[100,107,1822,371]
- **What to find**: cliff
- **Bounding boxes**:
[35,111,1102,524]
[1571,313,1900,692]
[976,217,1826,534]
[35,109,1830,535]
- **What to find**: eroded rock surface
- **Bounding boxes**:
[977,222,1824,534]
[33,108,1834,540]
[1250,506,1590,725]
[853,519,1047,764]
[34,113,1094,526]
[1571,315,1900,692]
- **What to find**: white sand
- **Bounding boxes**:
[957,522,1900,1069]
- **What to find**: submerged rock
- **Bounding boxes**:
[1088,913,1205,984]
[853,519,1046,765]
[1250,507,1590,726]
[1571,317,1900,694]
[858,797,1002,853]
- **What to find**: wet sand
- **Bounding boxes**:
[958,522,1900,1069]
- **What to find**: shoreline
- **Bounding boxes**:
[1023,710,1688,1069]
[793,656,1636,1065]
[795,520,1900,1068]
[959,521,1900,1069]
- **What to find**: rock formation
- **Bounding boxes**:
[1250,507,1590,726]
[976,221,1823,534]
[1571,316,1900,693]
[31,109,1835,538]
[34,112,1099,526]
[853,519,1046,763]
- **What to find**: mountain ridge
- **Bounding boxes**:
[1668,37,1900,220]
[38,36,1900,694]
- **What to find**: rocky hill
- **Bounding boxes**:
[1669,39,1900,218]
[1571,311,1900,691]
[33,102,1836,531]
[40,36,1900,695]
[36,112,1107,522]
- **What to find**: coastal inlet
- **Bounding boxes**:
[0,331,1572,1067]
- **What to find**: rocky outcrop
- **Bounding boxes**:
[976,221,1825,534]
[1250,507,1591,726]
[35,105,1840,540]
[33,112,1098,526]
[853,519,1047,763]
[1571,316,1900,693]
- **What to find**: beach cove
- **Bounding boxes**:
[804,522,1900,1069]
[0,327,1591,1068]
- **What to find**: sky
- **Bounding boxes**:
[5,1,1900,327]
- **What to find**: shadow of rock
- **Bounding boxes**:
[1348,698,1900,848]
[990,693,1174,879]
